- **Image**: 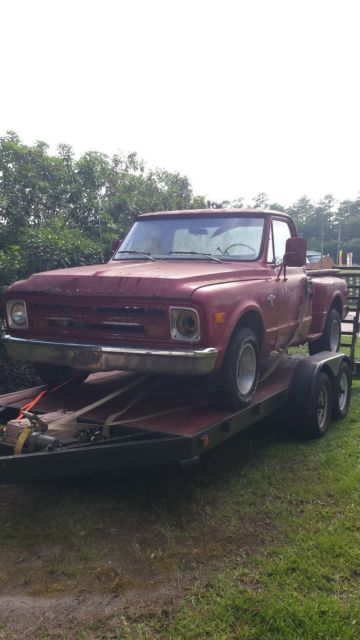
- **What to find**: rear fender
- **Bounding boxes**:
[310,286,345,334]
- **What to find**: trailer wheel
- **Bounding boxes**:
[217,326,259,410]
[304,371,333,437]
[308,308,341,355]
[333,360,351,419]
[34,363,88,388]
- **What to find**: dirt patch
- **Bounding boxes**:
[0,584,185,640]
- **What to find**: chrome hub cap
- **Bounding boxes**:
[330,319,340,351]
[338,372,349,412]
[236,342,257,396]
[317,385,328,430]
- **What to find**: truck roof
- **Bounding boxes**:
[137,208,290,220]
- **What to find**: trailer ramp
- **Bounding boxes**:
[339,267,360,377]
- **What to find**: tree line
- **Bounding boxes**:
[1,131,360,292]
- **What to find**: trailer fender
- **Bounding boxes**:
[289,351,351,417]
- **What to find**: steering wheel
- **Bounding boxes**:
[223,243,256,256]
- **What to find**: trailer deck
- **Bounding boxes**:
[0,350,352,482]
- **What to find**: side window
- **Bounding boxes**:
[272,219,292,265]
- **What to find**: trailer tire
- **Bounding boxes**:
[34,363,88,388]
[333,360,351,419]
[217,326,259,410]
[303,371,333,438]
[308,308,341,355]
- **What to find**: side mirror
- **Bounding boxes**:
[283,237,307,267]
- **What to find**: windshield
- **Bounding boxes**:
[113,216,265,261]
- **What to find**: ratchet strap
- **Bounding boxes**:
[14,373,85,455]
[14,424,33,455]
[13,373,154,453]
[17,389,48,419]
[16,373,85,420]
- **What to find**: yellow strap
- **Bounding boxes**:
[14,425,33,455]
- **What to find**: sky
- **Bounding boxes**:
[1,0,360,207]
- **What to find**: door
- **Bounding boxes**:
[270,218,311,348]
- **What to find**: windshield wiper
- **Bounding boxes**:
[169,251,223,263]
[115,250,156,262]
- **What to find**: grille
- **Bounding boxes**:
[29,301,169,341]
[33,303,166,319]
[48,318,145,334]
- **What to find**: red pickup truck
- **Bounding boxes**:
[2,209,348,409]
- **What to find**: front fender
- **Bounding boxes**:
[192,283,266,367]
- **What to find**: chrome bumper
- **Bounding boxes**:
[2,336,219,376]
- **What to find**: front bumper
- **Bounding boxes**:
[2,335,219,376]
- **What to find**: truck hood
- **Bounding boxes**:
[6,260,265,301]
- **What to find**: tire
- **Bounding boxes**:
[303,371,333,438]
[333,360,351,419]
[308,308,341,355]
[216,327,260,410]
[34,363,88,388]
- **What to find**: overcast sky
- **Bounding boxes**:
[1,0,360,206]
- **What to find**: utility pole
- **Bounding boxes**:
[320,211,324,269]
[97,194,104,263]
[336,225,341,265]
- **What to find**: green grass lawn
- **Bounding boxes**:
[0,380,358,638]
[110,385,360,640]
[118,340,360,640]
[0,324,358,638]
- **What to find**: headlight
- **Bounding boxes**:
[170,307,200,342]
[7,300,28,329]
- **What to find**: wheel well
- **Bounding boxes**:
[234,311,264,344]
[331,295,343,319]
[321,363,336,385]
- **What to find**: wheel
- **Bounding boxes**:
[216,327,260,410]
[333,360,351,419]
[308,308,341,355]
[34,363,88,388]
[223,243,256,256]
[303,371,333,437]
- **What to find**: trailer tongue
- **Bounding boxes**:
[0,351,352,483]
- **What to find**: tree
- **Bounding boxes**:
[287,196,315,230]
[0,133,207,288]
[0,218,103,288]
[0,133,74,239]
[252,192,269,209]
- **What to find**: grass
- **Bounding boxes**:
[0,377,358,638]
[110,382,360,640]
[0,326,359,637]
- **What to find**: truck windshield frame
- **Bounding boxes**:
[112,216,266,261]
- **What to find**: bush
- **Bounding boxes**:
[0,220,103,291]
[0,245,24,289]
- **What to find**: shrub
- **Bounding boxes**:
[0,220,103,291]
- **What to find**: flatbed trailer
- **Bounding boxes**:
[0,350,352,483]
